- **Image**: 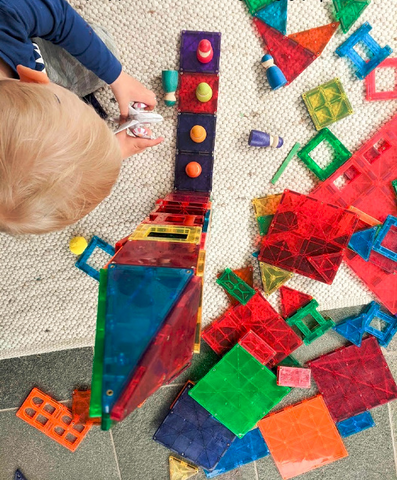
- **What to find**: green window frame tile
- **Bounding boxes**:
[286,299,335,345]
[298,128,352,181]
[217,268,256,305]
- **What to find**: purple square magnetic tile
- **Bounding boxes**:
[177,113,216,153]
[180,30,221,74]
[175,153,214,192]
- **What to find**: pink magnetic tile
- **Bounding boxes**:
[277,366,311,388]
[365,58,397,101]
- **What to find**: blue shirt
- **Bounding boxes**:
[0,0,122,84]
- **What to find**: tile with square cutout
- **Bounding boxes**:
[365,58,397,101]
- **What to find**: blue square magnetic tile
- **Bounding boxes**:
[177,113,216,154]
[174,153,214,193]
[203,428,269,478]
[153,383,236,471]
[75,236,115,281]
[180,30,221,74]
[363,301,397,347]
[101,265,193,415]
[336,411,375,437]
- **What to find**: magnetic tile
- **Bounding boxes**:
[298,128,352,180]
[217,266,254,307]
[216,268,255,305]
[244,0,274,14]
[175,153,214,192]
[254,19,317,85]
[130,224,202,245]
[111,240,201,270]
[258,190,358,284]
[143,212,205,227]
[259,261,292,296]
[302,78,353,130]
[348,226,378,261]
[169,455,199,480]
[336,411,375,437]
[288,22,339,56]
[255,0,287,35]
[333,313,368,346]
[102,265,193,415]
[252,194,282,217]
[308,336,397,422]
[279,286,312,318]
[176,113,216,154]
[75,236,115,281]
[111,276,201,421]
[202,292,302,367]
[178,73,219,114]
[258,395,348,479]
[203,428,269,478]
[153,384,236,471]
[238,331,276,365]
[363,301,397,347]
[372,215,397,262]
[180,30,221,74]
[335,22,393,79]
[277,366,311,388]
[333,0,370,33]
[365,58,397,101]
[189,344,290,438]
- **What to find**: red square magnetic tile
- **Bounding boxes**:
[178,72,219,114]
[308,336,397,422]
[202,291,302,367]
[258,190,358,284]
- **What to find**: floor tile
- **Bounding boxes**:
[111,384,256,480]
[257,404,396,480]
[0,409,120,480]
[0,348,93,410]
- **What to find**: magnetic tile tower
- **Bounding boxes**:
[88,30,221,429]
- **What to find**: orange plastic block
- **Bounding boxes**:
[217,265,254,306]
[72,390,100,425]
[288,23,340,57]
[258,395,348,479]
[16,388,92,452]
[254,18,317,85]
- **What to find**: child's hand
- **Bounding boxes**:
[111,71,156,117]
[116,131,164,159]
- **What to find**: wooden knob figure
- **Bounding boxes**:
[196,82,213,103]
[185,162,202,178]
[162,70,178,106]
[190,125,207,143]
[197,39,213,63]
[261,54,287,91]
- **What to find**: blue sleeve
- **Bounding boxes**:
[0,0,122,84]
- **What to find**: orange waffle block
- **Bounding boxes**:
[258,395,348,479]
[16,388,93,452]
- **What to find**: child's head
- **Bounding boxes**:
[0,79,122,235]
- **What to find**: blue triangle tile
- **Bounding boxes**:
[348,226,378,261]
[255,0,288,35]
[102,264,194,414]
[333,313,368,346]
[15,471,28,480]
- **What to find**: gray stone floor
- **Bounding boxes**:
[1,306,397,480]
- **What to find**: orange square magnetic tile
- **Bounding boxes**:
[16,387,93,452]
[258,395,348,479]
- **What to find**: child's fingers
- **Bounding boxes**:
[133,137,164,149]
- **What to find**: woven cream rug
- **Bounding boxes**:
[0,0,396,359]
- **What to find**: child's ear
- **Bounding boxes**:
[16,65,50,84]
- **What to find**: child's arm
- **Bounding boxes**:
[0,0,121,85]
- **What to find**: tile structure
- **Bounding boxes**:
[259,190,358,284]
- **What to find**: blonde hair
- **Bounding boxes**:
[0,80,122,235]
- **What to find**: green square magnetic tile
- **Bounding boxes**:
[302,78,353,130]
[286,299,335,345]
[244,0,274,14]
[257,215,273,235]
[298,128,352,181]
[188,344,290,438]
[216,268,256,305]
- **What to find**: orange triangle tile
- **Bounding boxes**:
[288,22,340,57]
